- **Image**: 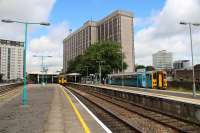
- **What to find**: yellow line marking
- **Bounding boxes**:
[61,87,91,133]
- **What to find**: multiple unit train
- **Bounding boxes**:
[58,73,81,85]
[107,70,167,89]
[58,71,167,89]
[58,75,67,85]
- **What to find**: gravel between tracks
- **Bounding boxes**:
[70,87,177,133]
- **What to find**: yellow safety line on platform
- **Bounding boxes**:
[61,87,91,133]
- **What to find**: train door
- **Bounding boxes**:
[157,71,168,89]
[152,72,157,89]
[158,72,163,88]
[146,73,152,88]
[141,72,146,88]
[163,72,167,89]
[137,74,142,87]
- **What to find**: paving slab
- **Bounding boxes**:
[0,84,107,133]
[0,84,53,133]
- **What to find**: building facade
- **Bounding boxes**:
[0,39,24,81]
[173,60,190,70]
[153,50,173,70]
[63,10,135,73]
[173,64,200,81]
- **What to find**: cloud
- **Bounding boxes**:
[135,0,200,66]
[28,22,69,73]
[0,0,61,73]
[0,0,55,41]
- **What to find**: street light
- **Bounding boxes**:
[180,21,200,97]
[96,61,105,84]
[84,66,89,78]
[43,66,48,84]
[33,55,52,85]
[121,49,124,87]
[2,19,50,105]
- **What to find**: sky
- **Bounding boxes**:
[0,0,200,73]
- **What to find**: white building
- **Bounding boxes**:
[173,60,190,70]
[0,39,24,80]
[152,50,172,70]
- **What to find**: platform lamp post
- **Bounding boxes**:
[2,19,50,105]
[84,66,89,79]
[33,55,52,85]
[96,61,105,84]
[180,21,200,97]
[44,66,48,84]
[121,48,124,87]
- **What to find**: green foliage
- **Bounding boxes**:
[67,41,127,78]
[135,65,155,72]
[146,65,155,71]
[135,64,145,71]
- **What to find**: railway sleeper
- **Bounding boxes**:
[70,86,200,133]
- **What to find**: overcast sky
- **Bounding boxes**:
[0,0,200,73]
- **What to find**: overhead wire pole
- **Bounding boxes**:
[121,47,124,87]
[180,21,200,97]
[1,19,50,106]
[96,61,104,84]
[84,66,89,79]
[33,55,52,85]
[44,66,48,84]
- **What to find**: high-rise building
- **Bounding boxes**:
[173,60,190,70]
[0,39,24,80]
[63,10,135,72]
[153,50,173,70]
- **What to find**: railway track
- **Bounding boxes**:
[66,87,142,133]
[0,83,22,95]
[67,86,200,133]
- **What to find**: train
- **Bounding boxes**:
[58,74,67,85]
[107,70,167,89]
[58,73,81,85]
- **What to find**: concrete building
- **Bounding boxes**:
[173,60,190,70]
[173,64,200,81]
[153,50,173,70]
[63,10,135,73]
[0,39,24,81]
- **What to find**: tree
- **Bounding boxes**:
[135,64,145,71]
[67,41,127,78]
[146,65,155,71]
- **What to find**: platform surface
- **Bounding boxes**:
[0,84,107,133]
[79,83,200,106]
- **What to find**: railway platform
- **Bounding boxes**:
[0,84,108,133]
[69,83,200,126]
[105,84,200,99]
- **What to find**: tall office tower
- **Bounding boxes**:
[0,39,24,80]
[63,10,135,73]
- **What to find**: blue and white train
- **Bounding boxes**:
[107,70,167,89]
